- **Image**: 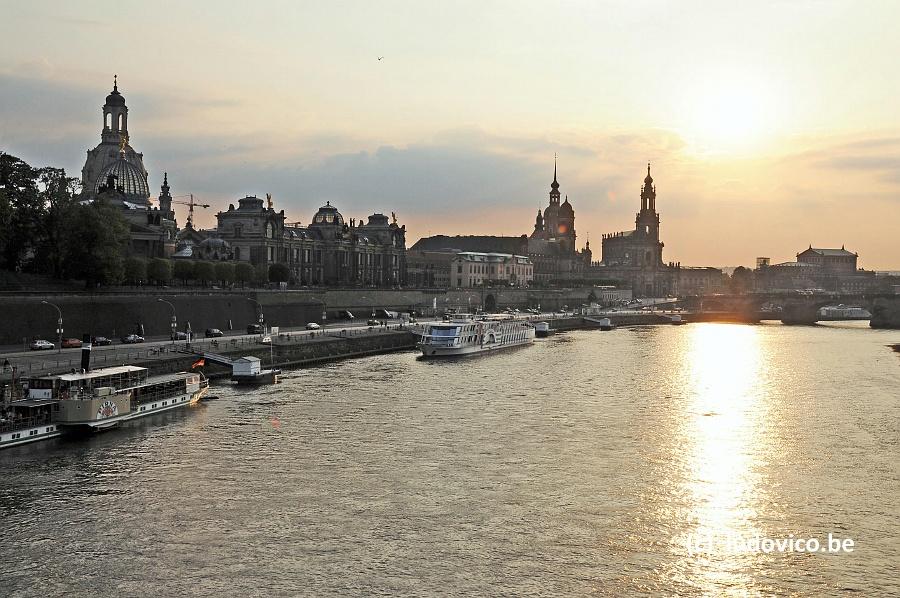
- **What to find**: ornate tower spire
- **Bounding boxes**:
[158,171,173,218]
[102,76,129,145]
[549,154,560,204]
[533,208,544,233]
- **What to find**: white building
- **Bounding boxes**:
[451,252,533,288]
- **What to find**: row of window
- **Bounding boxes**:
[1,426,55,442]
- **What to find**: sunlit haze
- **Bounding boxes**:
[2,0,899,268]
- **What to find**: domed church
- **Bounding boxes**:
[80,76,150,204]
[78,79,176,258]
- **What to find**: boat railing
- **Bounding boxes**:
[0,413,52,433]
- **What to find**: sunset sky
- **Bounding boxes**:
[2,0,898,268]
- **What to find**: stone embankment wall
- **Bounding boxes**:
[0,293,324,346]
[0,287,604,345]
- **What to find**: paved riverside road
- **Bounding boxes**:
[0,320,420,378]
[0,312,579,378]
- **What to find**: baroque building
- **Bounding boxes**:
[208,195,407,286]
[410,162,590,285]
[81,77,150,203]
[593,164,675,296]
[78,79,176,258]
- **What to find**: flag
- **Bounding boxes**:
[191,358,205,369]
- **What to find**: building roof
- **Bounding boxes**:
[802,247,856,257]
[410,235,525,254]
[96,157,150,200]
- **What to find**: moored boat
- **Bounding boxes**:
[418,316,535,357]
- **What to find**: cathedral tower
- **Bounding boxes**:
[635,162,659,241]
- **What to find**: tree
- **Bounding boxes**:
[253,263,269,286]
[124,257,147,285]
[60,197,129,287]
[193,261,214,286]
[215,262,235,287]
[730,266,754,294]
[235,262,254,288]
[0,153,80,276]
[268,263,290,284]
[147,258,172,285]
[173,260,194,286]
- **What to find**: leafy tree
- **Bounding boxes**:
[34,167,81,278]
[60,197,129,287]
[729,266,754,294]
[235,262,254,288]
[215,262,235,286]
[268,262,290,284]
[173,260,194,286]
[193,261,214,286]
[124,257,147,285]
[253,263,269,286]
[147,258,172,285]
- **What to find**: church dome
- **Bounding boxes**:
[95,157,149,200]
[105,84,126,107]
[311,201,344,226]
[560,196,574,214]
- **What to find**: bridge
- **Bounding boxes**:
[680,292,900,327]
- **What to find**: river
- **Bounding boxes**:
[1,321,898,596]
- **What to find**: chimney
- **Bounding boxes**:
[80,333,92,373]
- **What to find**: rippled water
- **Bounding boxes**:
[1,322,898,596]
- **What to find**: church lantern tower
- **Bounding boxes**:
[101,75,129,145]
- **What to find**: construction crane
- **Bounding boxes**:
[171,194,210,228]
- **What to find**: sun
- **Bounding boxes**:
[678,71,780,155]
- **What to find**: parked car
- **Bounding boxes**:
[61,338,83,348]
[171,331,188,341]
[260,335,272,344]
[305,323,321,330]
[367,318,380,326]
[30,339,55,351]
[246,324,264,334]
[91,336,113,346]
[205,328,224,338]
[121,334,145,344]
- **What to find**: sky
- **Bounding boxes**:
[1,0,899,268]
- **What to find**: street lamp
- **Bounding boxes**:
[40,300,62,353]
[157,298,177,343]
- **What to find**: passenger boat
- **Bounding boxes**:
[418,316,535,357]
[817,305,872,321]
[1,337,208,448]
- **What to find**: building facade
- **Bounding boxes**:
[207,196,407,286]
[449,252,533,288]
[411,163,590,286]
[755,245,876,292]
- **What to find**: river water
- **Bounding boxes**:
[1,322,898,597]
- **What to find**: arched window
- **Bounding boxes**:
[234,246,241,260]
[118,113,125,131]
[265,223,273,239]
[104,112,111,129]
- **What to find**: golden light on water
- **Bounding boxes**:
[678,324,768,590]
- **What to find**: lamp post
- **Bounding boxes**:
[247,298,264,331]
[157,298,176,343]
[40,300,62,353]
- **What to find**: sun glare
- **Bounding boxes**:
[678,72,780,155]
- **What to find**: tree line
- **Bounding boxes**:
[123,258,290,288]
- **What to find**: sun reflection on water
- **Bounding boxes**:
[676,323,769,592]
